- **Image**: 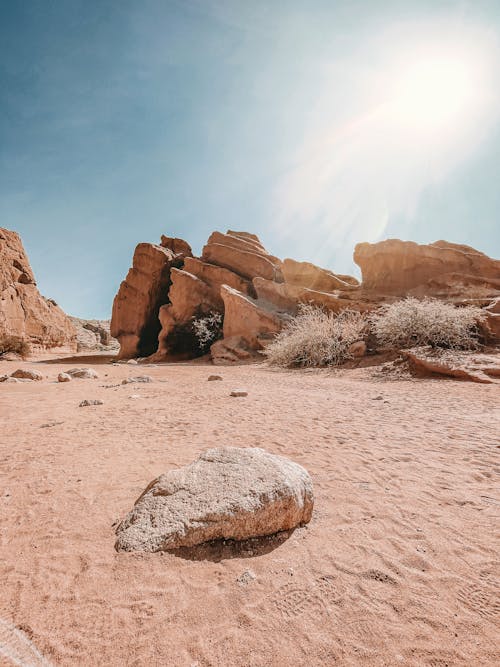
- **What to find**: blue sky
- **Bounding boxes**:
[1,0,499,318]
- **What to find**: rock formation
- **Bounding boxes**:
[115,447,314,552]
[0,228,76,355]
[111,230,499,363]
[404,347,500,384]
[70,317,118,352]
[354,239,500,297]
[110,238,192,359]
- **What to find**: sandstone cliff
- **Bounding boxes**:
[0,228,76,355]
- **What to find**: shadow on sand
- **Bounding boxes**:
[165,529,296,562]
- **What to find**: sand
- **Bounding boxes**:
[0,357,499,666]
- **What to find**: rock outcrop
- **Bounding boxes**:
[70,317,118,352]
[112,230,499,363]
[0,228,76,355]
[115,447,314,552]
[404,347,500,384]
[110,239,192,359]
[354,239,500,297]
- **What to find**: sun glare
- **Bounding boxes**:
[387,46,492,136]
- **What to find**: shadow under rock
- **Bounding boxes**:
[165,528,296,562]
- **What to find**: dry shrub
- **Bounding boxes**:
[263,304,366,368]
[370,297,485,350]
[192,312,223,353]
[0,335,30,358]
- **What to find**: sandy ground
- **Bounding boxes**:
[0,357,499,666]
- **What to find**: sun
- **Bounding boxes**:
[387,49,490,136]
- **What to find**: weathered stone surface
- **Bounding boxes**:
[66,367,99,379]
[210,336,258,365]
[202,231,282,283]
[221,286,286,349]
[283,258,359,291]
[404,347,500,384]
[0,228,77,354]
[253,278,373,315]
[57,372,71,383]
[354,239,500,296]
[11,368,43,381]
[115,447,314,552]
[348,341,367,358]
[111,240,191,359]
[70,317,118,352]
[121,376,153,384]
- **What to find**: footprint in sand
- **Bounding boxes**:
[0,618,52,666]
[456,583,500,623]
[270,583,328,620]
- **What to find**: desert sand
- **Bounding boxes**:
[0,357,499,666]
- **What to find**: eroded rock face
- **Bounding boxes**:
[110,240,192,359]
[404,347,500,384]
[0,228,77,355]
[115,447,314,552]
[282,258,359,291]
[70,317,118,352]
[354,239,500,296]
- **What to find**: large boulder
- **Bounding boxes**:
[115,447,314,552]
[202,231,283,282]
[110,239,192,359]
[354,239,500,296]
[0,228,77,355]
[221,285,287,349]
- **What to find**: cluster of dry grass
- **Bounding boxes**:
[264,298,486,368]
[0,334,30,358]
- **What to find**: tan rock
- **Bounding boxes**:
[115,447,314,552]
[210,336,258,365]
[202,232,282,282]
[230,389,248,397]
[0,228,77,355]
[110,240,191,359]
[70,317,118,352]
[57,372,71,383]
[221,286,286,349]
[11,368,43,381]
[347,341,367,358]
[282,258,359,291]
[253,278,373,314]
[404,347,500,384]
[354,239,500,296]
[66,368,98,379]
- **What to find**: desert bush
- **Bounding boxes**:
[263,304,366,368]
[0,335,30,358]
[192,312,223,353]
[369,297,485,350]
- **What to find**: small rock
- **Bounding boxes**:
[121,376,153,384]
[208,375,223,381]
[0,374,9,382]
[129,394,141,400]
[67,368,99,379]
[230,389,248,397]
[79,399,104,407]
[1,376,19,383]
[372,395,383,401]
[40,421,64,428]
[127,359,138,365]
[237,569,257,586]
[57,372,72,383]
[348,340,367,358]
[11,369,43,381]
